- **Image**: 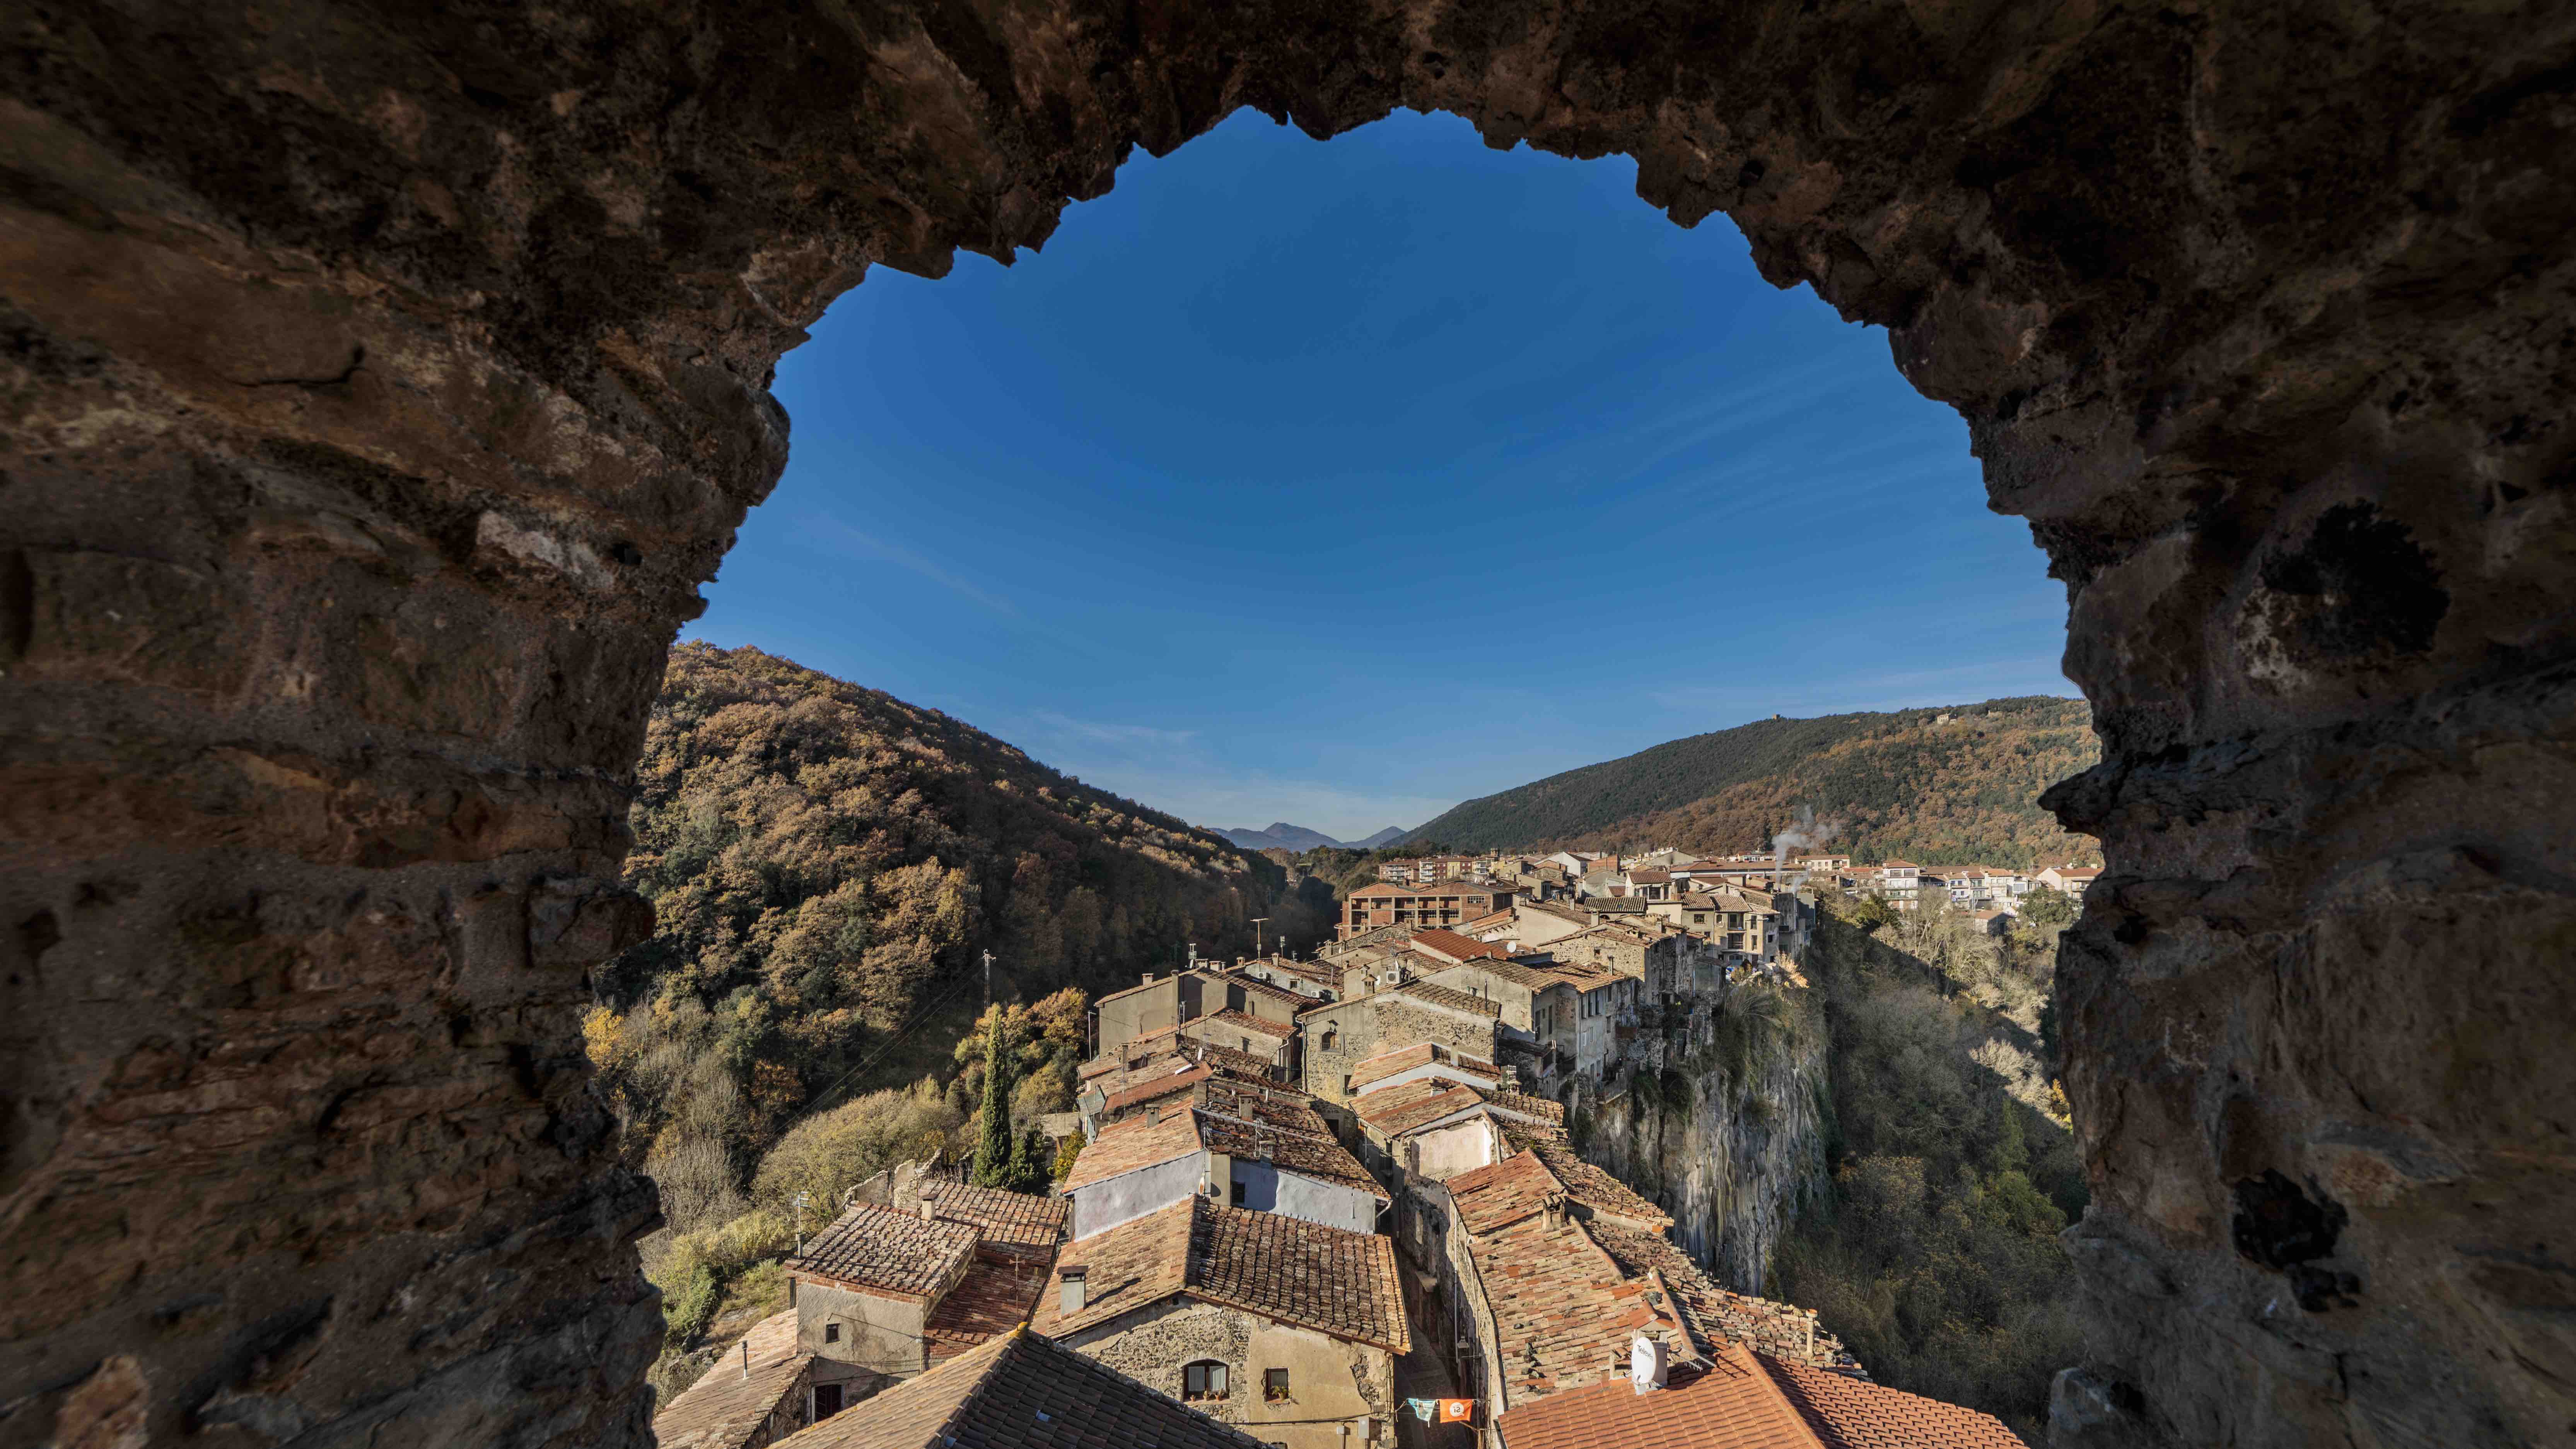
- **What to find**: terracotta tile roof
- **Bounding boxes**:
[1195,1079,1335,1138]
[1492,1345,1813,1449]
[1469,1207,1694,1401]
[1213,970,1313,1010]
[772,1326,1268,1449]
[652,1309,811,1449]
[923,1256,1055,1364]
[1490,1339,2019,1449]
[788,1204,978,1298]
[1033,1197,1409,1353]
[1101,1063,1211,1114]
[1193,1111,1387,1202]
[1765,1350,2023,1447]
[1458,909,1516,935]
[1512,1138,1671,1228]
[1057,1108,1203,1193]
[1447,1148,1563,1234]
[1028,1197,1195,1338]
[1484,1090,1567,1127]
[1629,869,1674,884]
[1410,928,1512,963]
[1389,981,1502,1017]
[1583,1222,1855,1371]
[1349,1043,1502,1091]
[922,1180,1069,1255]
[1194,1008,1295,1039]
[1352,1078,1487,1136]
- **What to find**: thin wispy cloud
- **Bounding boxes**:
[1033,711,1201,749]
[806,517,1021,618]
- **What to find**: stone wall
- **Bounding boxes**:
[1065,1299,1392,1449]
[1300,997,1498,1104]
[5,3,2570,1446]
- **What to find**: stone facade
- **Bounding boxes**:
[1062,1297,1395,1449]
[1300,996,1499,1106]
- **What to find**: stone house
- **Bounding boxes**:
[780,1178,1068,1397]
[650,1309,830,1449]
[1297,981,1502,1107]
[1030,1196,1408,1449]
[1488,1340,2024,1449]
[1420,956,1637,1078]
[1058,1097,1386,1240]
[1094,967,1307,1061]
[769,1326,1272,1449]
[1350,1078,1565,1182]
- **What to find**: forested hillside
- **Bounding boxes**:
[592,642,1336,1167]
[1406,697,2100,866]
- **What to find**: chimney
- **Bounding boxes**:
[1060,1266,1086,1314]
[1542,1193,1567,1232]
[917,1184,938,1222]
[1143,971,1155,985]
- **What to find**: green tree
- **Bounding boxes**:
[971,1012,1017,1188]
[2019,886,2074,927]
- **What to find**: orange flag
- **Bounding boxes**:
[1438,1399,1474,1423]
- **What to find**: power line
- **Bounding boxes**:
[798,961,988,1118]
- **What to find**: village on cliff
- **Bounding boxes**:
[654,848,2094,1449]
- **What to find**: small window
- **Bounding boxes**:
[1321,1027,1338,1050]
[1232,1179,1249,1207]
[814,1383,844,1418]
[823,1321,840,1343]
[1184,1361,1231,1401]
[1265,1368,1292,1402]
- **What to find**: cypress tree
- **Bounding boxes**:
[971,1012,1016,1188]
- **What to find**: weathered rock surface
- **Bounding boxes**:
[3,2,2569,1446]
[1573,1024,1832,1296]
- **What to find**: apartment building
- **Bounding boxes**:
[1340,880,1514,937]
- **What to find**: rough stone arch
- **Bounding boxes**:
[3,3,2570,1446]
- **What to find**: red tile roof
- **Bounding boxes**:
[1388,980,1503,1018]
[1057,1108,1203,1193]
[1101,1063,1212,1114]
[1352,1078,1487,1136]
[652,1310,810,1449]
[787,1204,978,1298]
[1512,1137,1671,1228]
[1194,1008,1295,1039]
[1469,1205,1695,1402]
[1032,1197,1409,1353]
[1490,1342,2022,1449]
[1582,1221,1855,1371]
[923,1255,1054,1363]
[772,1327,1268,1449]
[1410,928,1513,963]
[921,1180,1069,1256]
[1192,1110,1386,1202]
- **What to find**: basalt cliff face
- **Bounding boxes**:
[5,3,2572,1448]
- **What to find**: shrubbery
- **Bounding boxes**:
[1772,903,2086,1443]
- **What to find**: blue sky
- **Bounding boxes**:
[694,110,2074,841]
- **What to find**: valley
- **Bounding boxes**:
[609,644,2093,1445]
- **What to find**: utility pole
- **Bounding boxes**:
[1250,917,1269,959]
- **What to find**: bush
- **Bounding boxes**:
[751,1083,963,1215]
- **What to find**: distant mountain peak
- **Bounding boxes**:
[1211,821,1414,852]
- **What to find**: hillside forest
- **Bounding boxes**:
[1404,696,2101,866]
[1770,891,2088,1440]
[581,643,1336,1387]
